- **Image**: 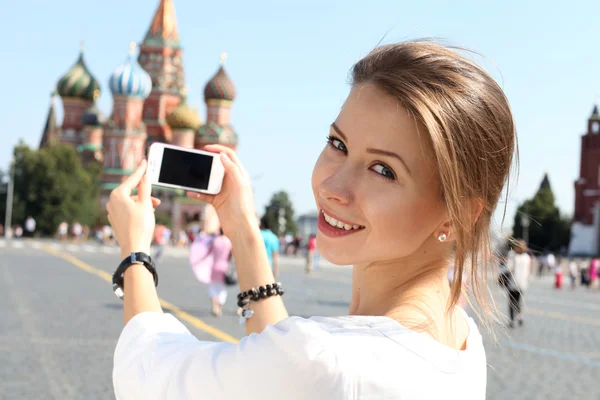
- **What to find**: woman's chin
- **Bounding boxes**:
[316,242,355,266]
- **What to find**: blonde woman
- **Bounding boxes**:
[107,41,516,399]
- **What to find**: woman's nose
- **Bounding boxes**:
[318,169,352,206]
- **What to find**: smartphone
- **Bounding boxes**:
[147,143,225,195]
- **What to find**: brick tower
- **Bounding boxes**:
[570,104,600,255]
[574,104,600,224]
[102,43,153,192]
[138,0,185,146]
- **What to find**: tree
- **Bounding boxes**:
[263,191,297,235]
[0,142,102,235]
[512,173,571,253]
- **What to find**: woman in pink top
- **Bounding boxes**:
[190,229,232,316]
[590,258,598,289]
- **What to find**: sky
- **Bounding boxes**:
[1,0,599,234]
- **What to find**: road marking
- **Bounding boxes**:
[0,240,5,247]
[12,241,24,248]
[504,340,600,367]
[42,246,239,344]
[527,295,600,312]
[66,244,79,252]
[526,307,600,326]
[83,245,97,253]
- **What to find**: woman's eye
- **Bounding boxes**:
[327,136,347,153]
[371,163,396,181]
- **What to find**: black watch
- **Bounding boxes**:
[112,252,158,300]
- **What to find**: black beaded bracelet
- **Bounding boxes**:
[237,282,284,323]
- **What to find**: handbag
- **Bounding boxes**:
[224,255,238,286]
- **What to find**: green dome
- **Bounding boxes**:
[166,99,202,130]
[56,51,100,101]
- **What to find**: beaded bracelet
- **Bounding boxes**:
[237,282,284,323]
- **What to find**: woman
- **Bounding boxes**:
[189,229,233,316]
[504,240,531,328]
[107,41,516,399]
[589,258,598,290]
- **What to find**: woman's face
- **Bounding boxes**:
[311,84,447,265]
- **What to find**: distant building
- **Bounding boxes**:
[38,0,238,233]
[569,104,600,256]
[296,211,319,242]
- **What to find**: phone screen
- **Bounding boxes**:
[158,148,213,190]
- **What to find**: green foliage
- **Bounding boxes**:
[155,210,172,226]
[0,143,101,235]
[512,185,571,253]
[263,190,297,236]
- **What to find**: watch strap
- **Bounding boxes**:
[112,252,158,300]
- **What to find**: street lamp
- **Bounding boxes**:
[520,214,530,245]
[4,157,15,239]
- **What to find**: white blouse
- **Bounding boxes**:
[113,310,486,399]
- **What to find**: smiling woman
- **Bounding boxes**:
[109,40,515,400]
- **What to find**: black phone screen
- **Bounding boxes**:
[158,148,213,190]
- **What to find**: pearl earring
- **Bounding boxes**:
[437,233,447,242]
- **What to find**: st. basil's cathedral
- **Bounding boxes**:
[38,0,237,233]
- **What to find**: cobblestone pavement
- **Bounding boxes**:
[1,238,599,399]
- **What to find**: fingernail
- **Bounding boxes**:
[221,153,230,162]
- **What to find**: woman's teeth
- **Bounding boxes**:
[322,210,363,230]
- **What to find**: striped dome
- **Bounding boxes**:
[56,51,100,100]
[204,66,236,101]
[109,44,152,99]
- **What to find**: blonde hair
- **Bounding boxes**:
[352,41,516,320]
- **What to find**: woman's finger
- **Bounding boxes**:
[220,153,245,184]
[203,145,251,181]
[186,191,214,204]
[118,159,147,195]
[131,195,161,207]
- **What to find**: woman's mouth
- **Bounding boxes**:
[318,209,365,238]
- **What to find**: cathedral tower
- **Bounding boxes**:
[55,45,100,145]
[197,53,238,150]
[102,43,152,190]
[138,0,185,145]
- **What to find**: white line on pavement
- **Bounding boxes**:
[527,295,600,312]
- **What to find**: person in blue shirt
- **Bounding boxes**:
[260,216,280,277]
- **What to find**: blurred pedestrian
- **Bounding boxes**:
[152,224,170,263]
[189,229,232,317]
[569,259,578,289]
[260,216,280,278]
[58,221,68,242]
[506,240,531,328]
[72,221,83,244]
[24,216,36,238]
[305,234,317,274]
[589,258,598,290]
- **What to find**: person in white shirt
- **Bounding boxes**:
[106,41,517,399]
[506,240,531,328]
[24,216,36,238]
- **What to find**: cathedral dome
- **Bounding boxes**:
[166,98,202,130]
[109,43,153,99]
[204,53,236,102]
[56,49,101,101]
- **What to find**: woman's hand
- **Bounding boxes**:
[186,145,257,236]
[106,160,162,259]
